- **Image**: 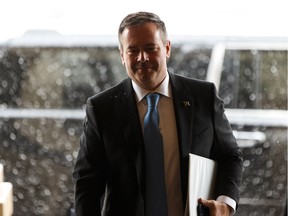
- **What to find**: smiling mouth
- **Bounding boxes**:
[135,67,154,74]
[136,67,150,70]
[135,65,153,70]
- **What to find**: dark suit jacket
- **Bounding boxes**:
[72,72,243,216]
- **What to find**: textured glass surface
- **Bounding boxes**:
[0,45,286,216]
[219,50,287,110]
[0,45,210,215]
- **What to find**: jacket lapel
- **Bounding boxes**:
[169,72,194,205]
[169,72,194,157]
[114,78,145,197]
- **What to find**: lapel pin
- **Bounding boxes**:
[183,101,190,107]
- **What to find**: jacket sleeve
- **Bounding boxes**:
[72,98,107,216]
[210,83,243,206]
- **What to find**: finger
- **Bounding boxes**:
[198,198,205,205]
[199,199,231,216]
[198,198,212,207]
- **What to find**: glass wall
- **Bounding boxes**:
[0,44,211,215]
[0,42,287,216]
[219,49,287,215]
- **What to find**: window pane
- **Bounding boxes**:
[219,50,287,110]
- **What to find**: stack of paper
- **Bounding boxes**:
[0,164,13,216]
[0,164,3,183]
[188,154,218,216]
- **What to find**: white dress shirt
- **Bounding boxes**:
[132,72,236,215]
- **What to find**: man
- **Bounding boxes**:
[73,11,243,216]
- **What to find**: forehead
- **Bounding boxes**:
[120,23,162,46]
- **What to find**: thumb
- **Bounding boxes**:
[198,198,211,207]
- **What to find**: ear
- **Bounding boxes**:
[119,48,125,65]
[166,40,171,58]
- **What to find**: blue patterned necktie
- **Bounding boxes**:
[143,93,168,216]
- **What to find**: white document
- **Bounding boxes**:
[0,164,3,183]
[188,153,218,216]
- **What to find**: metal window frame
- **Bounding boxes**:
[206,41,288,127]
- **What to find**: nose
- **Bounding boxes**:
[138,50,149,62]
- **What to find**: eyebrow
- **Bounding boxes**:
[127,43,157,49]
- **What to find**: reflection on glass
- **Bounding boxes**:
[0,45,287,215]
[219,50,287,110]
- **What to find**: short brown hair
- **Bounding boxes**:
[118,11,168,49]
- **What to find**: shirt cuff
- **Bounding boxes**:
[216,195,236,215]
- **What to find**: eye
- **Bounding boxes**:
[127,48,139,55]
[146,46,158,52]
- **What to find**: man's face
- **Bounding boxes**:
[119,23,171,91]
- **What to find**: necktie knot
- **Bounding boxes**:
[146,93,160,107]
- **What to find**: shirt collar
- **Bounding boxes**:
[132,71,172,102]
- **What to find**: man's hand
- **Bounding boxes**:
[198,198,231,216]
